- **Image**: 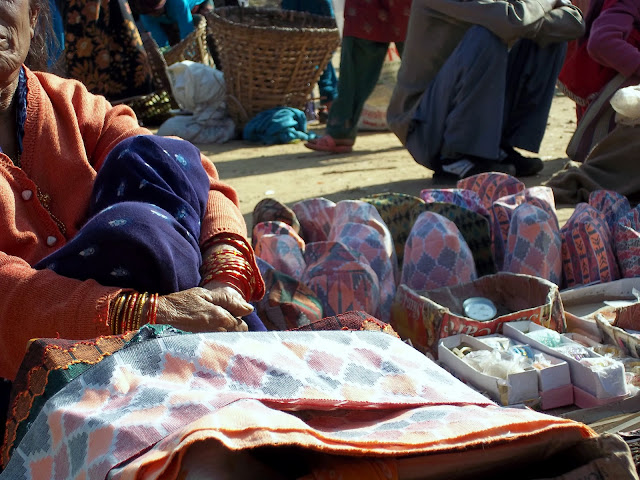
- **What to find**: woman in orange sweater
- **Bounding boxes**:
[0,0,265,382]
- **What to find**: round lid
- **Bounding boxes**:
[463,297,497,321]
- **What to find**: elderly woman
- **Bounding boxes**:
[0,0,265,382]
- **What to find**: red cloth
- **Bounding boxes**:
[342,0,411,43]
[0,68,259,380]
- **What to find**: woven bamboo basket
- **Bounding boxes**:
[120,15,212,126]
[206,7,340,128]
[163,14,213,67]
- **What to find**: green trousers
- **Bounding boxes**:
[326,36,404,141]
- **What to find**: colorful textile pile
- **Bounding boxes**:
[251,178,640,329]
[253,198,397,323]
[560,190,638,288]
[0,325,595,479]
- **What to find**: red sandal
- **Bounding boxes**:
[304,135,354,154]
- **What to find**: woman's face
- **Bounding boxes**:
[0,0,37,85]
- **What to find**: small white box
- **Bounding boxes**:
[503,321,628,407]
[438,334,539,406]
[474,334,573,409]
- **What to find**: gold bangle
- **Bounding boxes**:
[134,292,148,330]
[111,293,128,335]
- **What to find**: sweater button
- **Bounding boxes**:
[21,190,33,200]
[46,236,57,246]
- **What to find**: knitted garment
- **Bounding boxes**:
[0,69,259,380]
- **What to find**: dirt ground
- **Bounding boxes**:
[195,92,579,234]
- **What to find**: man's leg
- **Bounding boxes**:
[325,37,390,141]
[501,39,567,171]
[406,26,511,176]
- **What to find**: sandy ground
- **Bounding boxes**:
[194,92,578,234]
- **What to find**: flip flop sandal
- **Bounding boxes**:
[304,135,354,153]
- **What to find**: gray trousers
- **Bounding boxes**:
[406,25,567,171]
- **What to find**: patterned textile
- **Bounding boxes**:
[332,201,395,250]
[253,221,306,280]
[342,0,412,43]
[252,198,301,239]
[502,204,563,285]
[359,193,428,268]
[291,310,397,335]
[422,202,495,277]
[1,332,137,469]
[561,203,620,288]
[456,173,525,212]
[257,266,323,330]
[419,188,490,219]
[0,328,594,479]
[34,135,210,295]
[64,0,155,102]
[292,198,336,243]
[330,201,397,321]
[400,212,477,291]
[329,222,396,322]
[253,220,305,251]
[588,190,631,231]
[491,187,559,270]
[303,242,380,318]
[614,206,640,278]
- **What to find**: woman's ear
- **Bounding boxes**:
[29,7,40,38]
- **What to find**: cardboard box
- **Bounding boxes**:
[474,334,573,409]
[391,273,566,358]
[438,334,539,406]
[503,321,628,408]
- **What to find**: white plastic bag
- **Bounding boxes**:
[357,44,401,131]
[157,61,235,144]
[610,84,640,126]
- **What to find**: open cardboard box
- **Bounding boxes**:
[474,334,573,410]
[503,321,628,408]
[391,273,566,359]
[438,334,539,406]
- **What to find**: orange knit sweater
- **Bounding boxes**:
[0,68,261,380]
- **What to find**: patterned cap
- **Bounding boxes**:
[253,222,306,280]
[253,220,305,251]
[456,172,525,211]
[561,203,620,288]
[252,198,301,240]
[302,241,380,318]
[292,197,336,243]
[502,204,562,285]
[419,188,490,219]
[422,202,495,277]
[359,192,428,268]
[329,221,397,322]
[614,205,640,278]
[588,190,631,231]
[256,265,323,331]
[491,187,559,269]
[401,212,477,292]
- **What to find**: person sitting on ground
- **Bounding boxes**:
[386,0,585,180]
[135,0,213,47]
[543,0,640,203]
[0,0,265,383]
[304,0,412,154]
[558,0,640,124]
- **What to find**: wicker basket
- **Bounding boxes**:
[120,16,213,126]
[163,14,213,67]
[206,7,340,128]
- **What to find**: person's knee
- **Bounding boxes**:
[458,25,508,68]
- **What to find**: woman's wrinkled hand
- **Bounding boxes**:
[156,283,253,332]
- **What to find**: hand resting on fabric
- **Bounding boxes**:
[157,282,252,332]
